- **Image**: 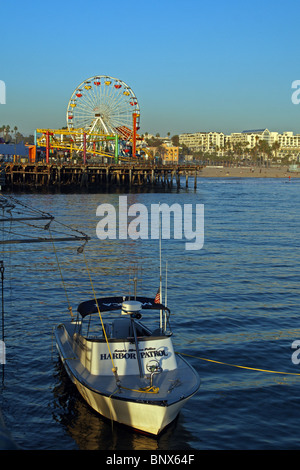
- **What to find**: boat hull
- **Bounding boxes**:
[71,370,189,435]
[55,321,200,435]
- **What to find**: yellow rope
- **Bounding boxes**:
[48,234,158,392]
[49,228,73,318]
[120,385,159,394]
[178,352,300,376]
[81,253,160,393]
[82,251,118,379]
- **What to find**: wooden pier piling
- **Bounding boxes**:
[1,163,202,192]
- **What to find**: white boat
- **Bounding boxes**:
[54,295,200,435]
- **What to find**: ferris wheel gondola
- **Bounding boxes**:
[66,75,140,144]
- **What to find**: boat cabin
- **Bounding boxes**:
[65,296,176,376]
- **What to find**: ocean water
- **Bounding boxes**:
[1,176,300,450]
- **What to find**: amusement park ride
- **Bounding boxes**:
[35,75,143,163]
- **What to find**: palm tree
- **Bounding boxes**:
[272,141,280,160]
[5,125,10,141]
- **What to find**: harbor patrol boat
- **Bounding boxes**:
[54,295,200,435]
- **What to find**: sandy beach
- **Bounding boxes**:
[200,166,300,178]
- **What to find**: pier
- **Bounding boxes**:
[1,163,202,192]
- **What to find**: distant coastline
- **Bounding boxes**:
[200,166,300,178]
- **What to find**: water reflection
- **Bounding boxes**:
[51,359,195,450]
[4,177,300,449]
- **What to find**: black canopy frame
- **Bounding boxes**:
[77,296,170,318]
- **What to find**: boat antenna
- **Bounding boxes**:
[133,275,137,300]
[164,260,168,332]
[165,260,168,307]
[159,205,163,330]
[129,263,140,300]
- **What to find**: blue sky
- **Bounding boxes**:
[1,0,300,137]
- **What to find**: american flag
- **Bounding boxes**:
[154,287,160,304]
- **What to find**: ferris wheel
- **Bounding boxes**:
[66,75,140,141]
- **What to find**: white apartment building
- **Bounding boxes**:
[179,129,300,155]
[277,131,300,148]
[179,132,225,152]
[230,129,279,148]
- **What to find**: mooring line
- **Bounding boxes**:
[177,352,300,376]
